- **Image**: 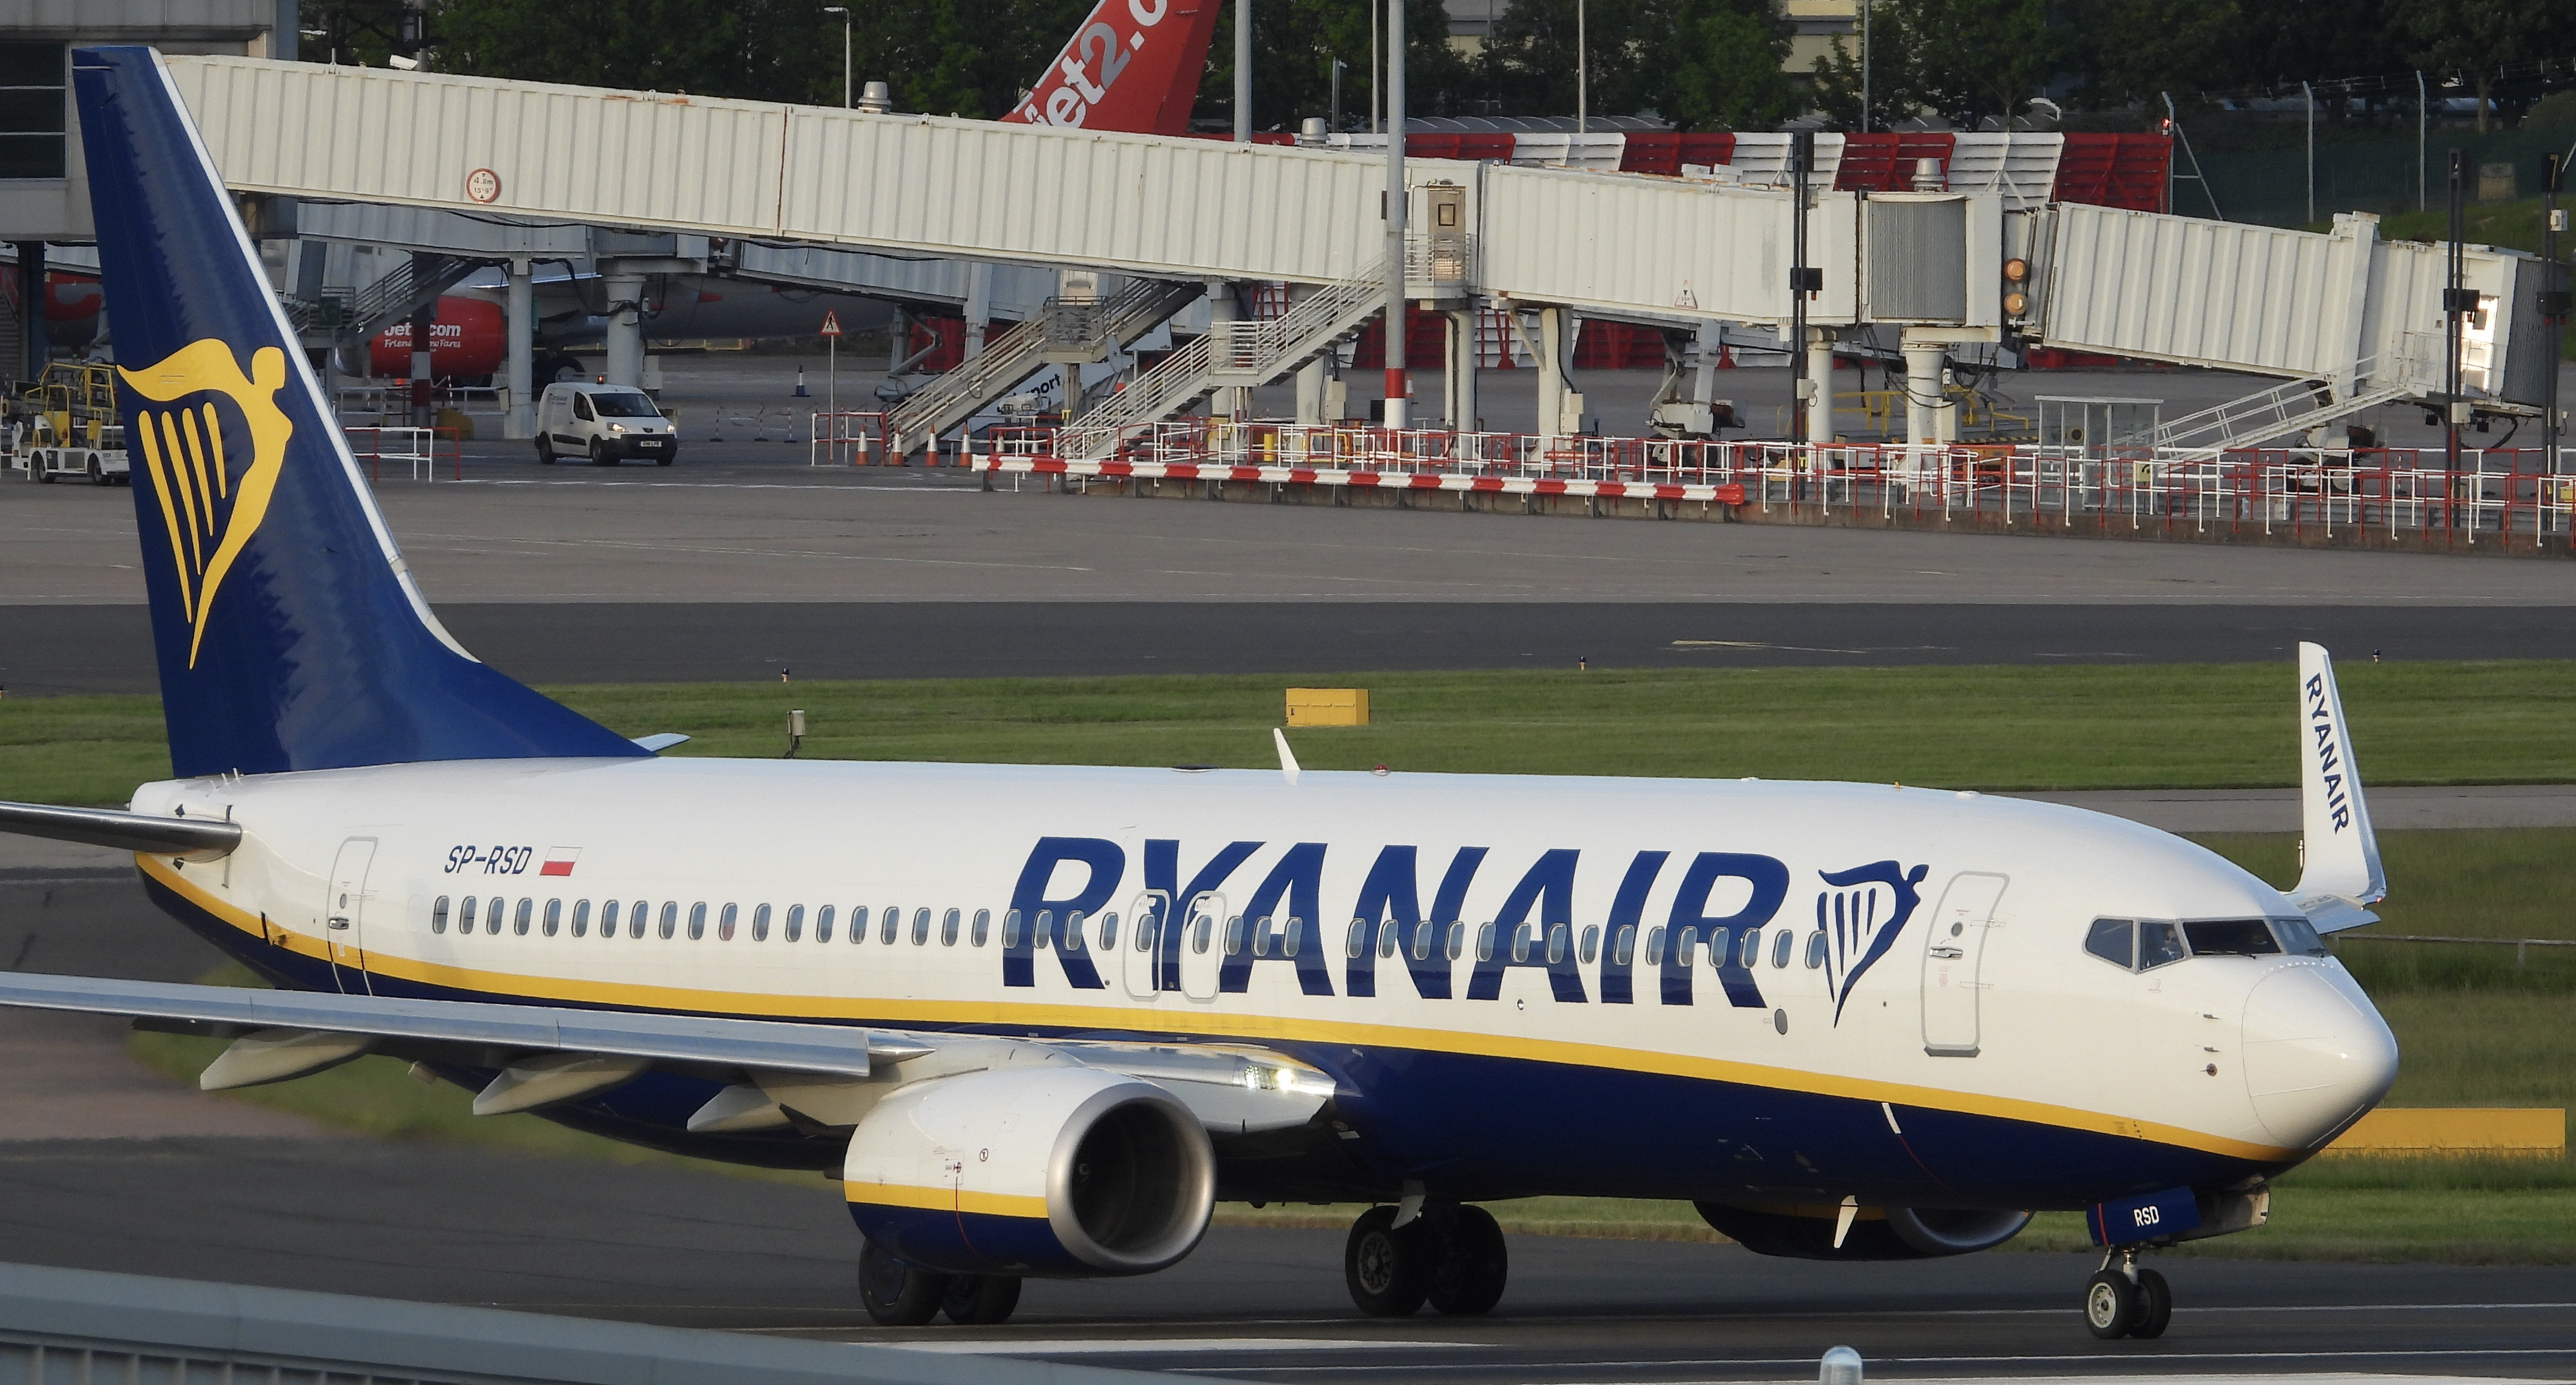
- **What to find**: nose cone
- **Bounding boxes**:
[2241,963,2399,1149]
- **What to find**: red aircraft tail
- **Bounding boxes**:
[1001,0,1220,136]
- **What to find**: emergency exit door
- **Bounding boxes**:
[1920,872,2007,1056]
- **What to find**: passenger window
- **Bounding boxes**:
[1192,913,1213,954]
[2184,919,2281,957]
[1644,926,1666,966]
[571,900,590,938]
[2138,919,2186,970]
[1738,927,1763,966]
[1095,911,1116,951]
[1675,926,1699,967]
[1135,912,1157,952]
[712,904,734,942]
[783,905,803,942]
[2085,918,2135,969]
[1284,918,1304,958]
[657,902,677,940]
[458,897,477,933]
[941,908,961,946]
[1580,925,1599,964]
[542,899,562,937]
[514,899,533,936]
[1224,915,1246,955]
[1507,924,1529,963]
[1411,921,1433,960]
[486,897,503,934]
[815,904,834,942]
[1445,922,1466,961]
[912,908,932,946]
[1613,925,1635,966]
[1033,909,1054,951]
[1771,927,1794,969]
[1002,910,1023,948]
[1546,924,1568,964]
[752,904,773,942]
[1347,919,1370,958]
[1064,910,1087,952]
[1251,916,1272,957]
[432,897,450,934]
[1475,923,1495,963]
[2272,916,2328,956]
[1805,931,1827,968]
[847,905,866,942]
[882,908,899,945]
[972,909,990,946]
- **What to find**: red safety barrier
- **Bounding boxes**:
[1618,132,1736,176]
[1835,133,1958,192]
[2055,134,2171,212]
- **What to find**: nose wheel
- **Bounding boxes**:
[1344,1201,1510,1317]
[2082,1250,2172,1339]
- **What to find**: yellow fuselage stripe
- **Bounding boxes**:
[138,856,2298,1164]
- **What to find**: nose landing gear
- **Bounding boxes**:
[1343,1201,1510,1318]
[2082,1249,2172,1340]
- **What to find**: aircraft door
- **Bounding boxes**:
[324,836,379,995]
[1124,890,1169,1002]
[1179,891,1224,1002]
[1919,872,2006,1057]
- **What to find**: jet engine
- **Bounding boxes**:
[1695,1201,2032,1260]
[844,1065,1215,1277]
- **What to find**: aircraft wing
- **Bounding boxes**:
[0,970,924,1080]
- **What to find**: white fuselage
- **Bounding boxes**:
[130,756,2395,1205]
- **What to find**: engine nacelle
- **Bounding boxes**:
[1694,1201,2032,1260]
[844,1065,1215,1277]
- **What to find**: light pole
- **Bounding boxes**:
[1576,0,1587,134]
[1860,0,1871,133]
[823,6,850,109]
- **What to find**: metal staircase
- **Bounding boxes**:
[1063,264,1391,461]
[283,253,480,349]
[889,278,1201,456]
[2151,335,2442,457]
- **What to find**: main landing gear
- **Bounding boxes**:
[2082,1248,2172,1340]
[857,1237,1024,1326]
[1344,1202,1510,1317]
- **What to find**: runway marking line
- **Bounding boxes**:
[1193,1347,2576,1377]
[886,1337,1477,1355]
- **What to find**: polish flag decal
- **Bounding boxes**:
[540,847,581,877]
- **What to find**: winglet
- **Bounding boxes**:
[1273,728,1301,788]
[2291,643,2385,931]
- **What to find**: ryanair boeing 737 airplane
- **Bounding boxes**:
[1,47,2399,1340]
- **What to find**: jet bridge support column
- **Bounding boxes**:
[1207,279,1243,419]
[503,257,534,440]
[1537,307,1568,449]
[1447,308,1479,431]
[1294,285,1329,425]
[1805,329,1835,446]
[601,263,647,388]
[1902,338,1948,446]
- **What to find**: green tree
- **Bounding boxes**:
[1806,0,2053,130]
[2390,0,2558,132]
[1482,0,1791,127]
[1199,0,1475,132]
[2062,0,2242,110]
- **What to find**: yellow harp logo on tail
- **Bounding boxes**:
[117,341,294,668]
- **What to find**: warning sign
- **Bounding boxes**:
[819,310,843,337]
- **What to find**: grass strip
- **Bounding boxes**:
[13,661,2576,807]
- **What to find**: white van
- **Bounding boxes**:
[536,382,679,466]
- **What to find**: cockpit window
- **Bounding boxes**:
[2184,919,2283,957]
[2085,918,2133,968]
[2137,920,2187,970]
[2271,916,2330,956]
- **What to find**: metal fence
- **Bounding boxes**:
[971,420,2576,549]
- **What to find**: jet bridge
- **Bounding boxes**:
[155,53,2550,452]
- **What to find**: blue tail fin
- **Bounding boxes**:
[72,48,643,777]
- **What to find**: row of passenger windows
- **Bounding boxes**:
[2083,916,2329,973]
[424,895,1833,970]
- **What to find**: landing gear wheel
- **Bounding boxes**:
[2082,1269,2139,1340]
[858,1237,952,1327]
[2129,1268,2172,1339]
[1425,1204,1509,1316]
[1344,1206,1432,1317]
[941,1274,1022,1325]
